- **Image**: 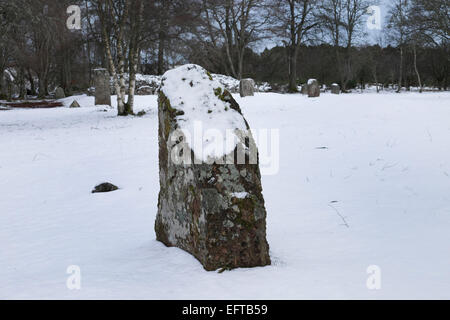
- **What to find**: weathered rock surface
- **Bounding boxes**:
[155,64,270,271]
[55,87,65,99]
[239,78,255,97]
[331,83,340,94]
[94,68,111,106]
[307,79,320,97]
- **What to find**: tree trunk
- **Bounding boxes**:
[28,69,36,96]
[373,64,379,93]
[288,46,298,93]
[157,33,165,75]
[38,74,47,98]
[98,0,129,116]
[126,0,144,115]
[18,68,26,99]
[157,0,168,76]
[336,48,347,92]
[103,30,123,112]
[238,49,244,80]
[63,50,72,95]
[413,44,422,93]
[127,61,137,115]
[341,47,351,92]
[397,46,403,93]
[0,69,4,99]
[117,46,127,116]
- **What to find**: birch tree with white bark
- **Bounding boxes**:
[95,0,144,116]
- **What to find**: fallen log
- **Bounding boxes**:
[4,101,63,109]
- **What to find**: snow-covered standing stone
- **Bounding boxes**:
[155,64,270,271]
[331,83,340,94]
[307,79,320,97]
[94,68,111,106]
[239,78,255,97]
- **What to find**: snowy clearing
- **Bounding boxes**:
[1,92,449,299]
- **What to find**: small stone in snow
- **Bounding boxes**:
[92,183,119,193]
[70,100,80,108]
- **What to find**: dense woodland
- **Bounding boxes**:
[0,0,448,113]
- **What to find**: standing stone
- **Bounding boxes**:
[301,84,308,95]
[94,68,111,106]
[239,78,255,97]
[155,64,270,271]
[55,87,65,99]
[331,83,340,94]
[307,79,320,98]
[1,70,14,101]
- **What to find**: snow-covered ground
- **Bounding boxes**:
[1,91,449,299]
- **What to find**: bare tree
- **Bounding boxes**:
[410,0,449,45]
[95,0,130,115]
[201,0,269,80]
[126,0,145,112]
[95,0,146,115]
[319,0,370,91]
[409,0,450,92]
[271,0,319,92]
[387,0,410,93]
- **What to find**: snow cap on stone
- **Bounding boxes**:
[160,64,248,162]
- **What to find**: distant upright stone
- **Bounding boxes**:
[55,87,65,99]
[156,64,271,271]
[307,79,320,98]
[331,83,340,94]
[70,100,80,108]
[239,78,255,97]
[271,83,288,94]
[2,70,16,101]
[87,87,95,96]
[301,84,308,95]
[94,68,111,106]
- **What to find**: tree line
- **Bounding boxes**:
[0,0,448,115]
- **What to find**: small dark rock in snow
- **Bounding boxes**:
[70,100,80,108]
[92,183,119,193]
